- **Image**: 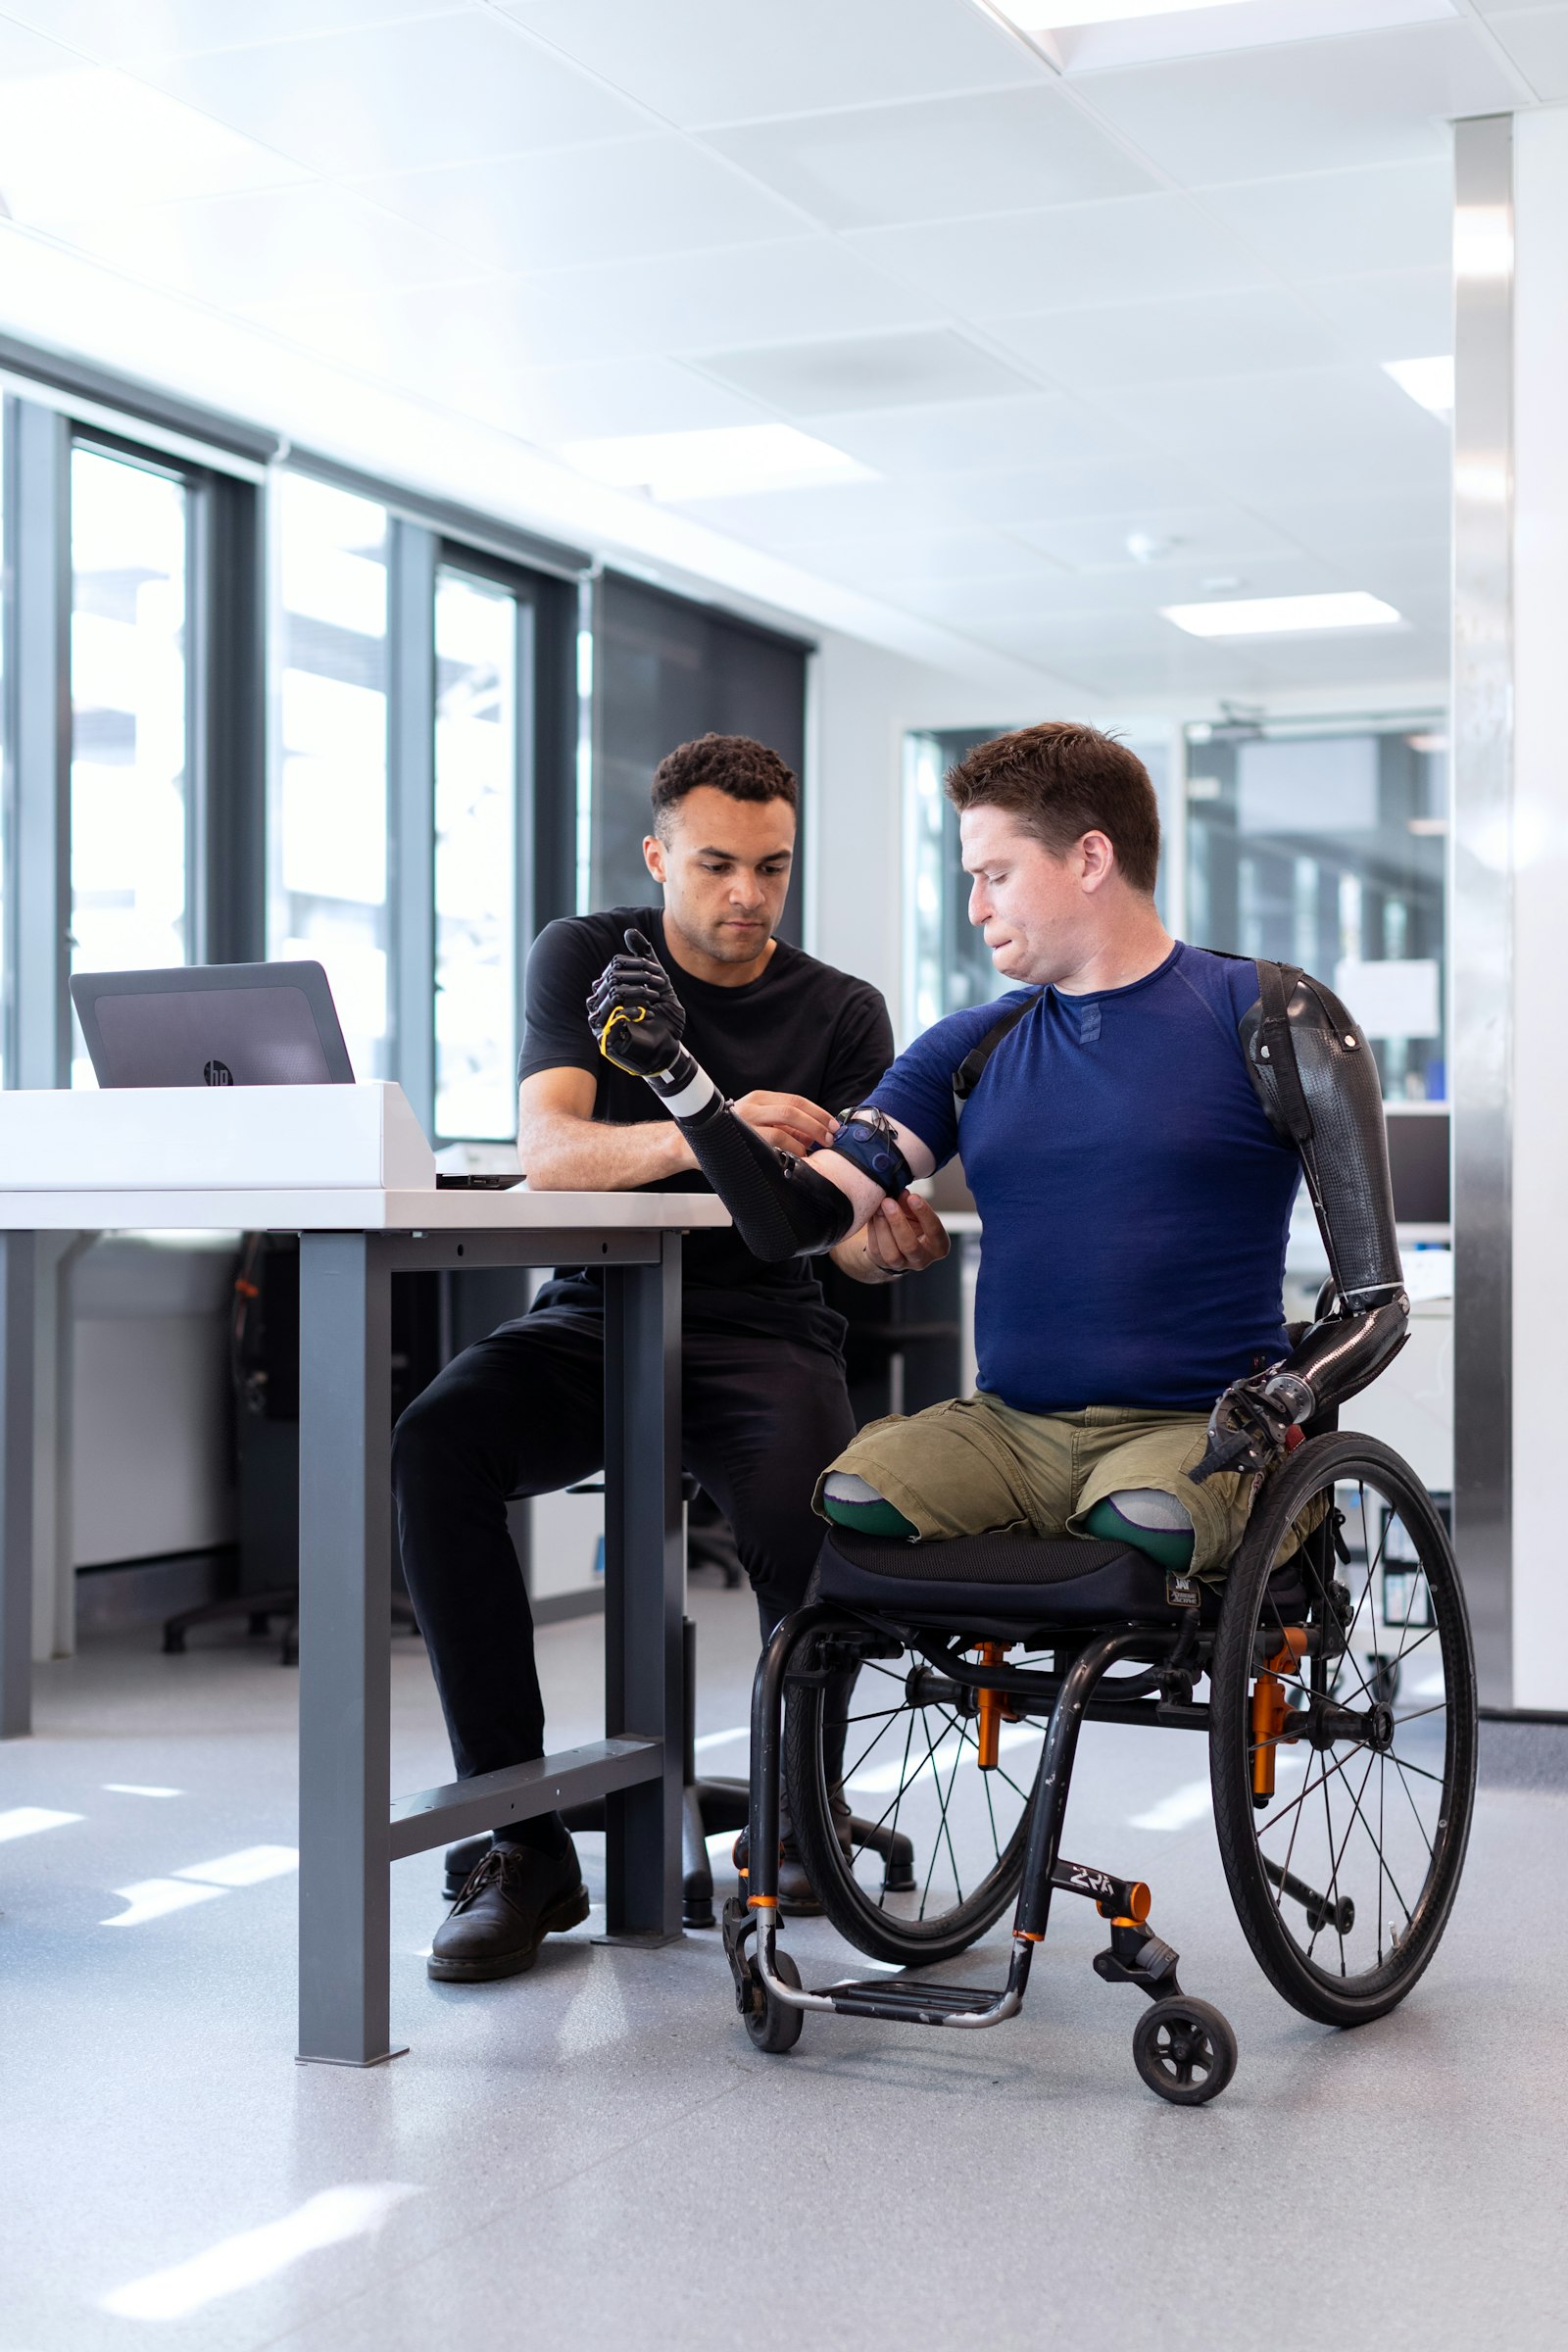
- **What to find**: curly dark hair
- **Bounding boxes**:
[945,721,1160,895]
[650,733,798,839]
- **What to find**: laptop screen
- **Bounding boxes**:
[71,962,355,1088]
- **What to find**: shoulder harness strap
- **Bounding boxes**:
[1254,957,1314,1146]
[952,991,1042,1123]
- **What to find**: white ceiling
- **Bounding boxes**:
[0,0,1559,706]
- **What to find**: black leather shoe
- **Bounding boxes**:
[428,1840,589,1983]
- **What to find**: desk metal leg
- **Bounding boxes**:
[296,1233,402,2066]
[0,1231,37,1740]
[601,1236,684,1941]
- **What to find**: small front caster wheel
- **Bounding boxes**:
[1133,1996,1237,2106]
[745,1948,804,2054]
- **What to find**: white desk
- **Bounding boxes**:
[0,1180,730,2067]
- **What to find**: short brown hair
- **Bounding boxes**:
[944,722,1160,895]
[650,733,798,840]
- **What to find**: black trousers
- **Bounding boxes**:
[391,1308,855,1785]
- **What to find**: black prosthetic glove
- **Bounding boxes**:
[1190,1368,1315,1485]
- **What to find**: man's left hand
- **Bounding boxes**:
[861,1190,950,1276]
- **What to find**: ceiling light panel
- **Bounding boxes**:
[496,0,1038,127]
[0,64,308,224]
[1162,589,1403,634]
[349,138,804,276]
[692,329,1036,416]
[128,13,646,177]
[844,195,1269,323]
[1383,355,1454,417]
[1076,22,1517,183]
[700,88,1154,234]
[560,424,873,502]
[1012,0,1459,74]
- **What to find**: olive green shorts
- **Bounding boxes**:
[814,1393,1256,1576]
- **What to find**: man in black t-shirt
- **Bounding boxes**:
[393,732,947,1984]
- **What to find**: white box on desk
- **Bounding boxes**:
[0,1082,436,1192]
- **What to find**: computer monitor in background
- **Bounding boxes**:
[1384,1108,1450,1225]
[70,961,355,1089]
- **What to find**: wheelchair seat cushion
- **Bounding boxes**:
[808,1526,1208,1637]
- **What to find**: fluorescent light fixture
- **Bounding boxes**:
[1002,0,1252,24]
[1162,591,1403,638]
[101,2185,419,2322]
[1383,356,1453,419]
[560,423,873,503]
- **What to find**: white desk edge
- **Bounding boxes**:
[0,1188,735,1233]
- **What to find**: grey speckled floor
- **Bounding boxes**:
[2,1586,1565,2352]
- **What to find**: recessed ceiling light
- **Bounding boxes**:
[1162,591,1403,638]
[1383,357,1453,420]
[559,423,872,504]
[1000,0,1252,25]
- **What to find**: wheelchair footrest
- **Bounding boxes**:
[816,1978,1001,2024]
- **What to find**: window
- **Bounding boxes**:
[433,566,519,1141]
[270,472,391,1084]
[69,445,193,1088]
[1185,718,1447,1102]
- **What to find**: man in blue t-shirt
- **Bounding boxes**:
[587,721,1407,1577]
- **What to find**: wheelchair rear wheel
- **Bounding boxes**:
[784,1624,1048,1968]
[1210,1434,1477,2027]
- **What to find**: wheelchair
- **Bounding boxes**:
[721,1393,1478,2107]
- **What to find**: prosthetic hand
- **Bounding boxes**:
[585,929,856,1259]
[1190,1369,1315,1484]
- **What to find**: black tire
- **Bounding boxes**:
[1133,1997,1238,2106]
[745,1946,804,2054]
[1210,1434,1476,2028]
[784,1622,1045,1968]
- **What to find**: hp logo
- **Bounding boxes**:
[203,1059,234,1088]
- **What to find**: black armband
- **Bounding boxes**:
[818,1106,912,1199]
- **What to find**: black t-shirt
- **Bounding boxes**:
[518,906,894,1351]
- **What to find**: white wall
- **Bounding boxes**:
[1508,103,1568,1709]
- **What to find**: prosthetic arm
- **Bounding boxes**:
[1192,964,1409,1483]
[585,931,909,1261]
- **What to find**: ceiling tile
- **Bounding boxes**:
[1081,22,1518,184]
[777,527,1060,591]
[890,547,1336,625]
[660,477,976,548]
[701,87,1155,233]
[1483,7,1568,98]
[0,1,466,63]
[494,0,1040,126]
[129,12,647,175]
[1198,159,1453,278]
[801,393,1138,476]
[1302,268,1452,360]
[352,137,805,272]
[458,354,769,444]
[1019,504,1302,569]
[58,182,480,311]
[990,286,1343,389]
[690,329,1038,416]
[0,17,92,73]
[947,454,1224,525]
[1093,361,1447,466]
[845,195,1268,319]
[1250,487,1450,551]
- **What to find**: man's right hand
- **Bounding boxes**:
[732,1091,839,1158]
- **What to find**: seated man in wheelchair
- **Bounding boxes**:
[587,718,1407,1571]
[589,720,1470,2099]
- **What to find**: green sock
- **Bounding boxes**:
[821,1476,918,1541]
[1082,1495,1195,1573]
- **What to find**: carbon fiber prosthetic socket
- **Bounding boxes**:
[1243,972,1409,1409]
[662,1071,856,1262]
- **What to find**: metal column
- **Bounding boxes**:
[1451,113,1515,1707]
[296,1232,400,2065]
[601,1235,684,1940]
[0,1232,36,1738]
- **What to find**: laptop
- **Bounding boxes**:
[70,961,355,1089]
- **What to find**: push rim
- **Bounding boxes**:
[1210,1433,1476,2026]
[783,1626,1050,1967]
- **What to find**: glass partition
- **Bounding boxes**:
[433,565,518,1141]
[1185,717,1447,1102]
[69,444,191,1087]
[270,472,391,1083]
